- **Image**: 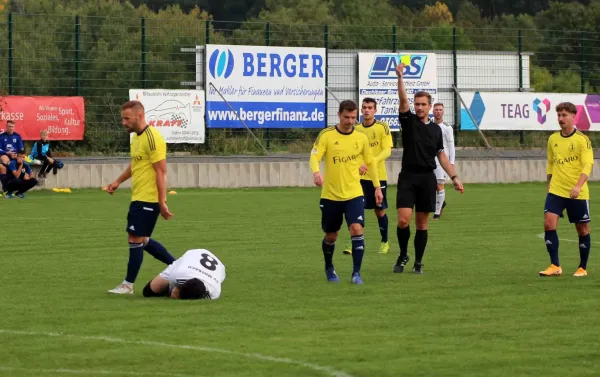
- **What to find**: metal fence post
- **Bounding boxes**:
[8,12,13,95]
[141,17,147,89]
[265,22,271,149]
[75,15,81,96]
[324,24,329,128]
[205,20,211,148]
[518,29,524,146]
[452,27,458,145]
[580,31,585,93]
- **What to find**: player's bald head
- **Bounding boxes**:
[121,100,145,113]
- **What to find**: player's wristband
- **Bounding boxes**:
[451,175,458,181]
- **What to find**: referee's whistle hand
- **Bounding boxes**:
[313,172,324,187]
[452,178,464,194]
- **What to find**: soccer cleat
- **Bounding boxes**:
[343,244,352,255]
[16,193,25,199]
[108,283,134,294]
[5,192,13,199]
[351,272,364,285]
[378,242,390,254]
[393,254,410,273]
[539,264,562,276]
[573,267,588,277]
[326,268,340,283]
[432,214,441,220]
[412,263,424,274]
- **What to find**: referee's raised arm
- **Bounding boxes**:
[396,63,410,113]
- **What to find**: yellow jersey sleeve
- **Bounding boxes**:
[579,132,593,176]
[546,134,555,176]
[309,127,334,173]
[148,128,167,164]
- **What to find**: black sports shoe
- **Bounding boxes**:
[412,262,424,274]
[393,254,410,273]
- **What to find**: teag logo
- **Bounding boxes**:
[368,54,428,80]
[208,49,235,79]
[532,98,551,124]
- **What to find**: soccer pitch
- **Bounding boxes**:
[2,183,600,377]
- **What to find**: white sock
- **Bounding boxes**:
[435,190,445,215]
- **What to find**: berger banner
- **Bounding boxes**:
[358,52,438,131]
[460,92,600,131]
[129,89,205,144]
[0,96,85,140]
[205,44,326,128]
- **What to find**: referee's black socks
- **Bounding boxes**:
[414,229,428,264]
[396,226,410,264]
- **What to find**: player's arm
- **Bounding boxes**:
[16,134,24,152]
[143,275,170,297]
[9,161,20,178]
[374,125,393,163]
[571,136,594,198]
[396,64,409,113]
[309,130,327,187]
[107,164,131,194]
[446,127,456,164]
[546,137,554,189]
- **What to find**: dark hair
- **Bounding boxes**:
[362,97,377,108]
[555,102,577,115]
[433,102,444,107]
[121,100,145,112]
[179,278,210,300]
[6,120,15,125]
[17,149,26,155]
[414,91,432,104]
[338,100,358,113]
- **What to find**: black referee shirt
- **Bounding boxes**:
[399,111,444,172]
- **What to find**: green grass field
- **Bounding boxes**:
[2,183,600,377]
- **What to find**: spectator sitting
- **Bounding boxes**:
[0,120,24,193]
[30,130,61,181]
[5,150,38,199]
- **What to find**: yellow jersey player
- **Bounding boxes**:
[106,100,176,295]
[310,100,383,284]
[540,102,593,277]
[343,98,393,255]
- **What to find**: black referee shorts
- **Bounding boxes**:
[396,170,437,213]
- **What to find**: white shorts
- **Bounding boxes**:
[434,164,448,184]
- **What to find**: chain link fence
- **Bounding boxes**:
[0,12,599,156]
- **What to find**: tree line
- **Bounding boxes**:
[0,0,598,153]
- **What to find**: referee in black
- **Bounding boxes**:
[393,62,464,274]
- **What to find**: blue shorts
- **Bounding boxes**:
[126,201,160,237]
[361,180,387,210]
[319,197,365,233]
[544,193,591,224]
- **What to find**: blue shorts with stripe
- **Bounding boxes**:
[544,193,590,224]
[319,196,365,233]
[126,201,160,237]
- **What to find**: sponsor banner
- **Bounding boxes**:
[205,44,326,128]
[129,89,205,144]
[0,96,85,140]
[460,92,600,131]
[358,53,438,131]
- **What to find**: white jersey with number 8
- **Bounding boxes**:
[160,249,226,299]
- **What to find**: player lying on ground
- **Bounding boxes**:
[143,248,226,300]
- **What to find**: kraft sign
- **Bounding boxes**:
[460,92,600,131]
[205,44,326,129]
